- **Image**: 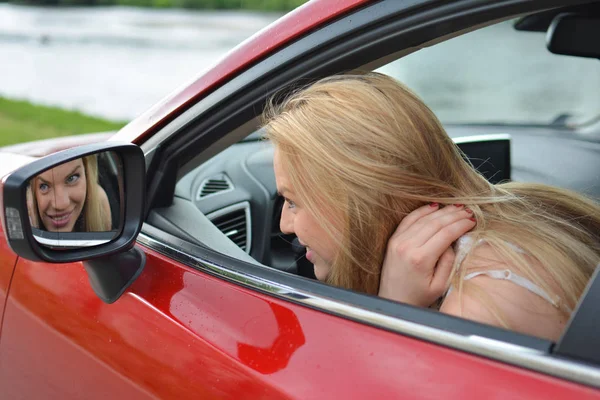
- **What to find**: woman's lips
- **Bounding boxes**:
[305,248,314,263]
[298,240,315,263]
[47,211,72,228]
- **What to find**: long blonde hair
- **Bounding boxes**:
[82,155,111,232]
[264,72,600,319]
[30,155,110,232]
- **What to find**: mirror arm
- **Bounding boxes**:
[83,245,146,304]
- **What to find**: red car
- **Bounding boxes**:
[1,0,600,398]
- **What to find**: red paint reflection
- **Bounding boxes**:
[237,303,305,374]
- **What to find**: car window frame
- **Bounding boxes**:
[137,0,600,388]
[554,264,600,364]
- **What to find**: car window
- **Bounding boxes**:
[377,20,600,128]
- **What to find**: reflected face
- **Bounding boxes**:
[34,159,87,232]
[273,148,338,281]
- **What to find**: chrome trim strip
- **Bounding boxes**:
[137,232,600,388]
[33,235,110,247]
[453,133,511,144]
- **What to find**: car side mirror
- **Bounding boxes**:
[1,142,146,303]
[2,142,145,262]
[547,13,600,59]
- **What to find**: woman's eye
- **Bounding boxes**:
[66,173,80,184]
[285,198,296,209]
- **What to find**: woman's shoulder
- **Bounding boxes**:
[442,241,567,341]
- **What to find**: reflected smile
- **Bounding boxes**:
[46,211,73,228]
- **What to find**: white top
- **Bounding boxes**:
[450,235,570,313]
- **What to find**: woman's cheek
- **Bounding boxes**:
[37,194,50,214]
[73,181,87,205]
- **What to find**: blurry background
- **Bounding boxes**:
[0,1,296,145]
[0,1,598,146]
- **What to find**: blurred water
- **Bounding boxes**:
[0,4,280,121]
[0,4,598,125]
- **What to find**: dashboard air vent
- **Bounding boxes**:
[197,174,233,199]
[208,202,251,253]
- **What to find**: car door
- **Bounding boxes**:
[4,243,598,400]
[0,153,34,334]
[0,228,18,332]
[1,1,599,399]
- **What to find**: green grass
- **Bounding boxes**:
[0,97,127,147]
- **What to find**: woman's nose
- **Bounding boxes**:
[279,205,294,234]
[52,186,70,210]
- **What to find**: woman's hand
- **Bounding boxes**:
[378,204,476,307]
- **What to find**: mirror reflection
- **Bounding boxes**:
[27,151,123,248]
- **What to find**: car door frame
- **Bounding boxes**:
[134,0,600,388]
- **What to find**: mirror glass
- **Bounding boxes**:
[27,151,123,248]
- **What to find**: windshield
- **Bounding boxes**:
[377,20,600,127]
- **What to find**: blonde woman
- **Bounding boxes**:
[28,155,112,233]
[264,73,600,341]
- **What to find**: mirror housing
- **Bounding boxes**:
[547,13,600,59]
[2,142,145,263]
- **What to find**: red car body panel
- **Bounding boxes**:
[0,154,37,329]
[0,247,599,399]
[113,0,370,145]
[0,224,17,335]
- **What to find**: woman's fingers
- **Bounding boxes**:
[393,202,441,237]
[424,218,477,257]
[395,203,466,237]
[409,204,466,230]
[431,247,456,294]
[408,207,473,247]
